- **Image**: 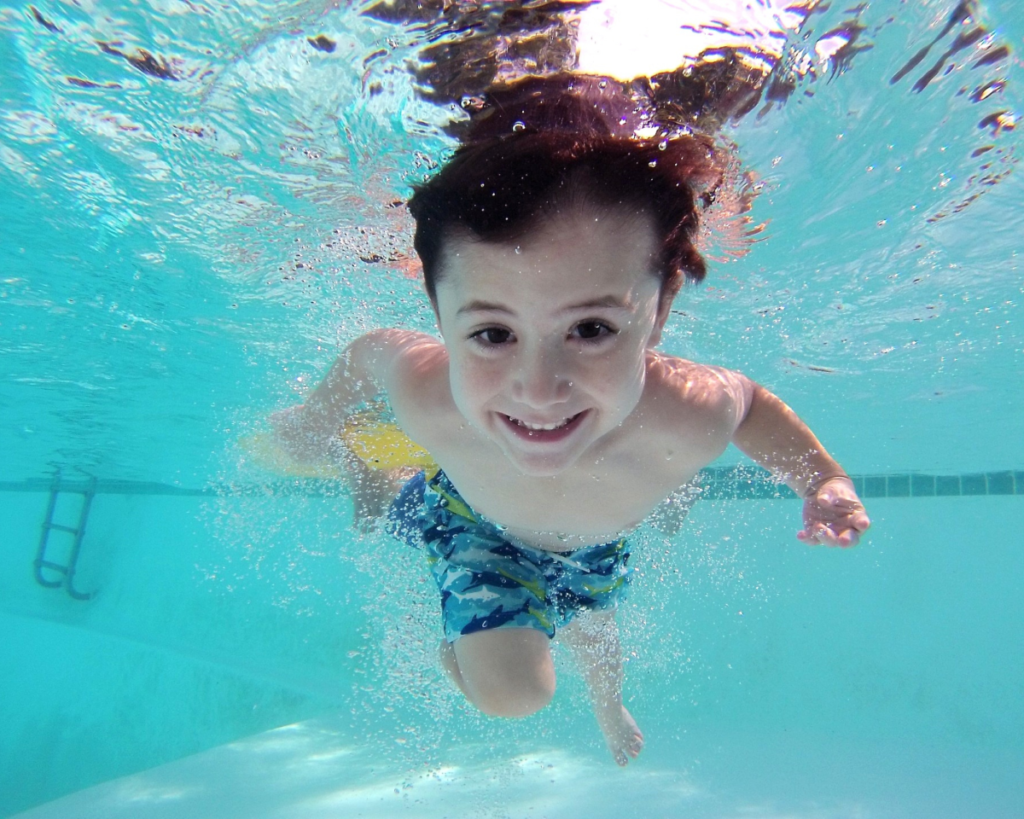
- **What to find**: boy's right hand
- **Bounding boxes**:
[797,477,871,548]
[269,405,307,450]
[271,405,402,532]
[270,404,341,464]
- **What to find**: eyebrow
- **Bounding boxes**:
[456,295,631,317]
[456,300,512,316]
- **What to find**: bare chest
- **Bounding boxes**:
[433,437,703,551]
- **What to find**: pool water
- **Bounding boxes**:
[1,0,1022,816]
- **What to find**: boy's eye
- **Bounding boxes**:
[472,327,513,345]
[572,320,615,341]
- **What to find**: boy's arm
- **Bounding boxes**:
[271,329,425,463]
[730,380,871,548]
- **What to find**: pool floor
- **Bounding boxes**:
[11,715,1022,819]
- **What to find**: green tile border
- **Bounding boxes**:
[887,475,911,497]
[962,473,987,495]
[988,471,1014,495]
[910,474,936,496]
[0,468,1021,499]
[863,476,887,498]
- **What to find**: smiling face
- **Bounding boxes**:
[433,206,671,477]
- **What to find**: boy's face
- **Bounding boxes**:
[434,207,670,477]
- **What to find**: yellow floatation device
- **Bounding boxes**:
[241,410,437,478]
[340,413,436,471]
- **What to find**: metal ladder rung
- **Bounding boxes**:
[43,522,80,535]
[36,559,71,575]
[34,472,97,600]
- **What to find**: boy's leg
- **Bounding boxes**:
[558,608,644,766]
[439,628,556,718]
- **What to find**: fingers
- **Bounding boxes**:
[852,511,872,532]
[835,529,859,548]
[801,489,871,548]
[798,522,862,548]
[824,495,864,511]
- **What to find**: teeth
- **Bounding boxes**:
[511,416,571,431]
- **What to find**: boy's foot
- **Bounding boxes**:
[597,704,644,766]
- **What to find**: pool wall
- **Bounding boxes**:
[0,488,363,817]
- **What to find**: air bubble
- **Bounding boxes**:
[658,140,668,151]
[512,120,526,132]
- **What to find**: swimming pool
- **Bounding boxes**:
[2,0,1022,816]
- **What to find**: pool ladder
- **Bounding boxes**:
[34,472,97,600]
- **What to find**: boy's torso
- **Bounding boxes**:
[385,335,747,551]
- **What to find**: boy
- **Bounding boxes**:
[273,130,871,766]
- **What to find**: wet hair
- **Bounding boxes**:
[407,128,722,305]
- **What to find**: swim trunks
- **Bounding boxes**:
[388,470,632,643]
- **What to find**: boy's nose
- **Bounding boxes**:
[510,347,572,408]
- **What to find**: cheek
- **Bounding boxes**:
[609,342,649,408]
[448,353,502,408]
[616,359,647,404]
[579,344,646,402]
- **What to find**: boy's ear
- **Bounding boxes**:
[648,289,674,348]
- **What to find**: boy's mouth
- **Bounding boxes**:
[499,411,587,443]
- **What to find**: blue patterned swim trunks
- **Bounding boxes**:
[388,470,632,643]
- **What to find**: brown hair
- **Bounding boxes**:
[408,128,723,305]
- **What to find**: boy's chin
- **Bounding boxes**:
[497,443,583,477]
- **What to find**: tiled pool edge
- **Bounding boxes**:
[2,468,1023,499]
[699,468,1024,500]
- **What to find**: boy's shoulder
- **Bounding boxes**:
[647,352,750,396]
[376,329,457,435]
[644,352,753,438]
[373,328,446,386]
[381,329,446,365]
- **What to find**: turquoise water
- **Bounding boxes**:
[1,0,1022,816]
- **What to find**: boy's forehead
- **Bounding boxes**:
[441,206,658,269]
[435,211,660,309]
